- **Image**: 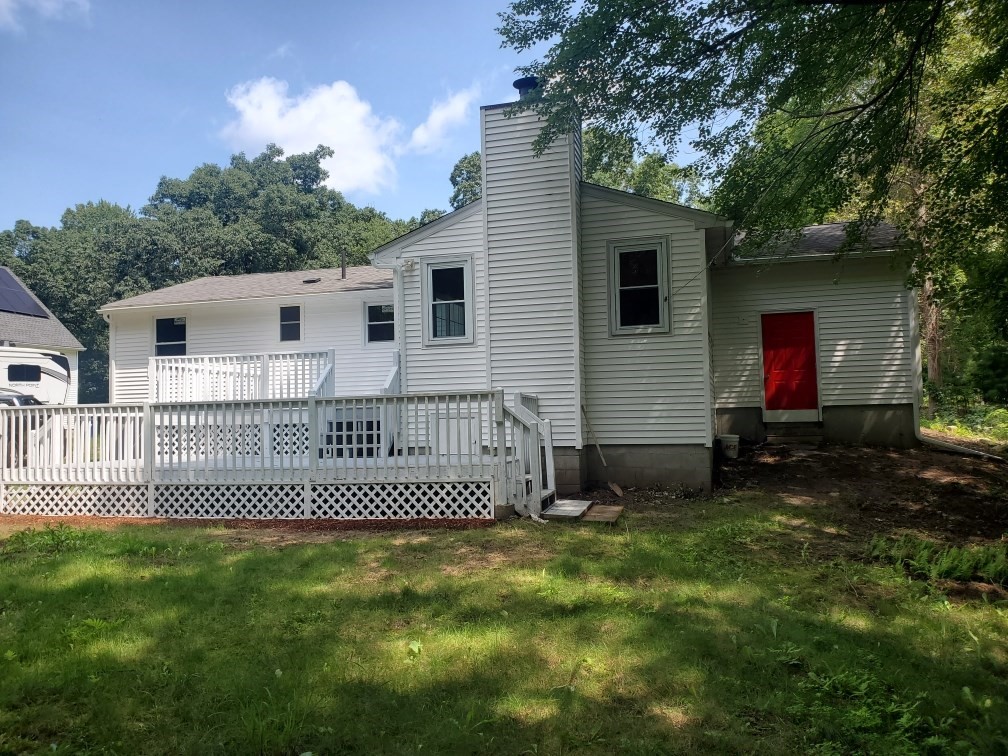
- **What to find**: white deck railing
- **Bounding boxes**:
[0,390,549,514]
[150,350,336,402]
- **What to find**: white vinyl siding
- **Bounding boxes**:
[711,256,914,409]
[580,191,710,445]
[107,289,395,402]
[65,351,79,404]
[483,106,579,446]
[398,209,488,394]
[109,312,153,403]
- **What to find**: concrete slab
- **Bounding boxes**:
[542,498,594,521]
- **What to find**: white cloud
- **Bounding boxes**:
[268,42,293,60]
[220,77,402,194]
[0,0,88,31]
[406,87,480,154]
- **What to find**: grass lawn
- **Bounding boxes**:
[2,447,1007,754]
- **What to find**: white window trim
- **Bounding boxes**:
[421,257,474,347]
[362,300,396,346]
[153,314,188,356]
[279,303,303,344]
[607,236,671,337]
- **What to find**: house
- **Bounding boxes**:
[99,266,396,403]
[2,78,918,521]
[98,79,919,496]
[0,266,84,402]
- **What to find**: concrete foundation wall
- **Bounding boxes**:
[583,445,713,493]
[822,404,917,448]
[715,408,766,443]
[553,447,587,495]
[715,404,918,448]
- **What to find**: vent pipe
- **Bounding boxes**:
[513,76,539,98]
[341,249,346,279]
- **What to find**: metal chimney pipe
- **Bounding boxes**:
[513,76,539,98]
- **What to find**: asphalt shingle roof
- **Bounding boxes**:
[0,267,84,351]
[100,266,392,312]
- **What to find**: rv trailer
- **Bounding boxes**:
[0,346,71,404]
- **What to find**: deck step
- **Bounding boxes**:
[541,488,556,506]
[766,422,823,445]
[541,498,593,521]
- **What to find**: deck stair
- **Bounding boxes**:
[765,422,823,446]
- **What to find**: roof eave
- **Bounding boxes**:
[370,200,483,264]
[580,182,733,230]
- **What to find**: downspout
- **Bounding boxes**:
[371,258,407,392]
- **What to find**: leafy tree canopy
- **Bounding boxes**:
[449,151,483,210]
[2,145,413,401]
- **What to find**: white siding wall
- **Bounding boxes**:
[482,106,580,445]
[580,193,711,445]
[711,257,914,409]
[398,208,488,393]
[108,290,395,402]
[109,312,153,403]
[66,351,79,404]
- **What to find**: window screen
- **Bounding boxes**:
[280,305,301,342]
[366,304,395,342]
[155,317,187,356]
[430,266,466,339]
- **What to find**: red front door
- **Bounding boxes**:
[761,312,819,412]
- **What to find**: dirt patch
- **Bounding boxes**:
[719,442,1008,547]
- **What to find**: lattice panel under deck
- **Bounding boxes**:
[311,481,492,519]
[153,484,305,519]
[1,484,147,517]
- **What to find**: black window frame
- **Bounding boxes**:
[280,305,302,342]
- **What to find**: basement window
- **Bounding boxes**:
[366,303,395,343]
[280,305,301,342]
[155,317,187,356]
[424,259,473,345]
[608,237,670,336]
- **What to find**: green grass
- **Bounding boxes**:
[2,497,1007,754]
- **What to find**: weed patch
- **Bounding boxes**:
[870,534,1008,587]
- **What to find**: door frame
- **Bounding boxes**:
[757,308,823,423]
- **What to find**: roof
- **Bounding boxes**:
[0,267,84,351]
[733,222,903,263]
[100,265,392,313]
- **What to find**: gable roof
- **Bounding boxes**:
[0,267,84,351]
[370,200,483,263]
[100,265,392,313]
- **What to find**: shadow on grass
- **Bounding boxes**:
[1,514,1007,754]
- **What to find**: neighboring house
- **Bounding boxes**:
[97,81,919,495]
[99,266,396,403]
[0,266,84,402]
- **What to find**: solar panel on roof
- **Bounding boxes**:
[0,269,49,319]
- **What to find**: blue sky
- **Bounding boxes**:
[0,0,529,231]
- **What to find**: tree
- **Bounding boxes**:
[449,151,483,209]
[499,0,1008,404]
[583,127,701,204]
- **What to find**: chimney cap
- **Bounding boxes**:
[513,76,539,97]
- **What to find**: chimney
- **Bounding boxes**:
[513,76,539,98]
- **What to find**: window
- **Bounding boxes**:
[8,364,41,382]
[366,303,395,343]
[280,305,301,342]
[609,238,670,335]
[155,317,186,356]
[424,260,472,344]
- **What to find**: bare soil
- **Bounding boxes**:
[2,440,1005,551]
